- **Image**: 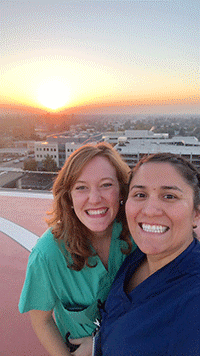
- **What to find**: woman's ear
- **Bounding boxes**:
[193,207,200,228]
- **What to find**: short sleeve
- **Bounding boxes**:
[19,249,58,313]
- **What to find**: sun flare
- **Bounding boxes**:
[37,78,70,111]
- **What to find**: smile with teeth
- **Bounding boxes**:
[86,208,108,216]
[140,223,169,233]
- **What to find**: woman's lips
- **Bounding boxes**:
[86,208,108,216]
[139,223,169,233]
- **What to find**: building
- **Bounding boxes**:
[35,141,59,167]
[34,130,200,170]
[114,134,200,169]
[35,141,84,168]
[14,140,35,152]
[34,132,103,168]
[103,130,169,145]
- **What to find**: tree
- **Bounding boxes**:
[42,155,58,172]
[179,127,186,136]
[23,159,38,171]
[123,120,131,130]
[193,127,200,140]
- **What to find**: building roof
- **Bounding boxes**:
[0,171,24,187]
[115,137,200,156]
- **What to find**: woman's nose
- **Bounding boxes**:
[88,188,101,203]
[141,197,163,216]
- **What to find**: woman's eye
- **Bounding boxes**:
[163,194,176,200]
[102,183,112,188]
[131,192,146,198]
[75,185,87,191]
[136,192,146,198]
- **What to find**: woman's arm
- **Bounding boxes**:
[69,336,93,356]
[29,309,71,356]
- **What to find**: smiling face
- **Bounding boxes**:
[70,156,120,237]
[125,162,200,265]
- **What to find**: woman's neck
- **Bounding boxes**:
[146,237,194,275]
[127,238,194,294]
[92,224,113,240]
[90,225,113,270]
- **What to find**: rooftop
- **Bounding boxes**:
[1,188,200,355]
[1,189,52,355]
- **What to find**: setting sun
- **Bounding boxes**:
[37,78,70,111]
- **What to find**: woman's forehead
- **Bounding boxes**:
[74,156,117,182]
[131,162,187,187]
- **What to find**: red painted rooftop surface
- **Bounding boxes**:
[1,191,52,356]
[1,190,200,355]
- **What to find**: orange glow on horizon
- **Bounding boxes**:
[0,92,199,116]
[2,54,199,115]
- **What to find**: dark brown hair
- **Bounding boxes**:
[47,142,132,270]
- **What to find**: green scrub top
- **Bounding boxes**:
[19,221,136,339]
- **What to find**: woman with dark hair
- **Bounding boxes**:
[19,142,136,356]
[96,153,200,356]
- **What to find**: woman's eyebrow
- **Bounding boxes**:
[74,180,86,184]
[161,185,183,192]
[129,184,183,193]
[129,184,145,191]
[75,177,115,183]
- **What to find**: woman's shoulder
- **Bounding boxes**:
[183,239,200,274]
[33,228,56,248]
[31,228,66,259]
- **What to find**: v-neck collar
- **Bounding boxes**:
[92,220,122,273]
[121,239,197,305]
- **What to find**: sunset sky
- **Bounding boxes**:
[1,0,200,115]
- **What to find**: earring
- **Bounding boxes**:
[120,199,124,206]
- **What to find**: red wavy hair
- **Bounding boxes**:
[47,142,132,270]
